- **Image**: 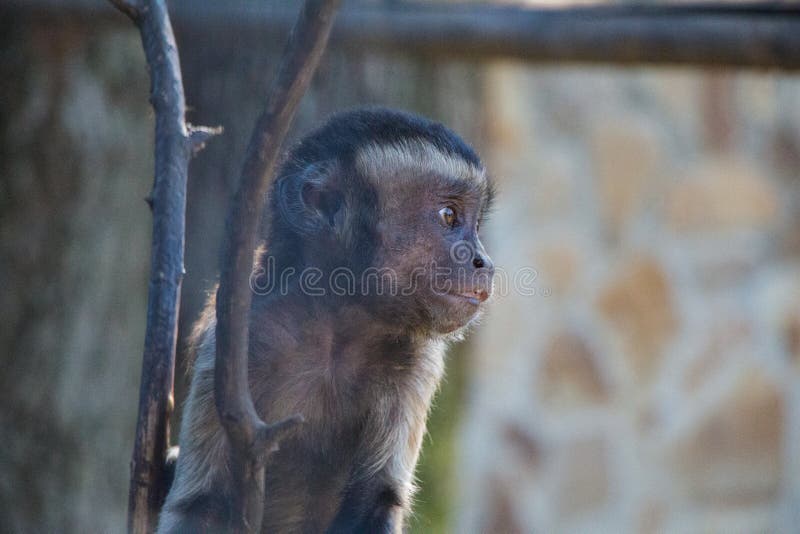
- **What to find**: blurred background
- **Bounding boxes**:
[2,0,800,532]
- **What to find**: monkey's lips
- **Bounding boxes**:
[429,289,490,333]
[443,289,490,307]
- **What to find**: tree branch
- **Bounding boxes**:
[106,0,218,532]
[108,0,141,21]
[213,0,341,531]
[188,124,224,156]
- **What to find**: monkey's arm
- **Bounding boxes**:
[325,479,403,534]
[326,405,429,534]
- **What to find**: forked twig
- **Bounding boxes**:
[213,0,341,532]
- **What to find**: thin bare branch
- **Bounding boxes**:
[106,0,218,532]
[213,0,341,531]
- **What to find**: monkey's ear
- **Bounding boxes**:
[301,180,344,229]
[277,161,344,235]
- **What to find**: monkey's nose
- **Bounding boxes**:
[472,253,493,272]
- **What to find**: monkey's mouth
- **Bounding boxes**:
[443,289,489,307]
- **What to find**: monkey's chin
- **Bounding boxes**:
[429,292,484,334]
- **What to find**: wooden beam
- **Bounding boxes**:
[171,2,800,70]
[7,2,800,69]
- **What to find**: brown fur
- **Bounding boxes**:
[158,109,494,533]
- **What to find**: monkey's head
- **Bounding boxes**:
[265,108,495,335]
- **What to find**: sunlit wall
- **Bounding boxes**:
[455,64,800,532]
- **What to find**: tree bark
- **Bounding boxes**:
[106,1,219,532]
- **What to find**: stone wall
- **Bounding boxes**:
[455,63,800,532]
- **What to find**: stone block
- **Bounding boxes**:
[555,437,610,519]
[597,256,677,380]
[538,331,609,410]
[590,117,661,237]
[533,242,581,296]
[669,369,784,506]
[666,157,779,233]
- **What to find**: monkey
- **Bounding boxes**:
[158,107,495,533]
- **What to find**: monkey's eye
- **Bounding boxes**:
[438,206,458,228]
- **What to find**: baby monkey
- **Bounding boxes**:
[159,108,495,533]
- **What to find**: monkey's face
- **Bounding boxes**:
[376,181,494,334]
[358,142,496,335]
[269,113,495,336]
